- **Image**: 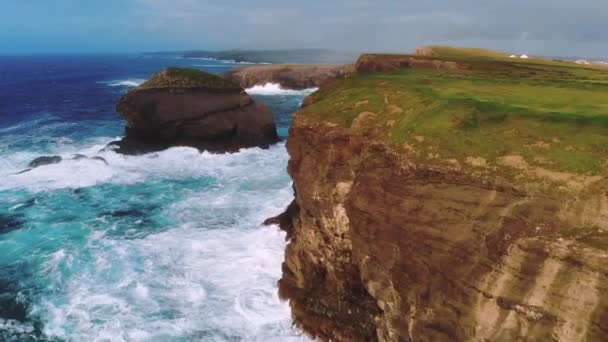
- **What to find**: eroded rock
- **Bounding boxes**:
[273,116,608,341]
[113,67,279,154]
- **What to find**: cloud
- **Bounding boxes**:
[1,0,607,56]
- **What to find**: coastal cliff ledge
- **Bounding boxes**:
[223,64,354,90]
[272,48,608,341]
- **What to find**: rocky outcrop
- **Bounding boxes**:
[274,115,608,341]
[223,65,353,90]
[113,67,279,154]
[355,54,472,73]
[28,156,62,168]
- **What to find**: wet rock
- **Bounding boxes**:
[13,168,32,175]
[90,156,108,165]
[0,214,23,234]
[70,154,87,160]
[27,156,62,168]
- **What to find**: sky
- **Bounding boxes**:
[1,0,607,58]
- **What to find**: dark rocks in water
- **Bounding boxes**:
[0,280,29,322]
[27,156,62,168]
[112,67,279,154]
[0,268,45,340]
[19,154,109,174]
[104,208,147,218]
[70,154,88,160]
[0,214,23,234]
[90,156,108,165]
[14,168,32,175]
[70,154,108,165]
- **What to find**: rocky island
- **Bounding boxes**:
[112,67,279,154]
[271,47,608,341]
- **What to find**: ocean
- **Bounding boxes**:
[0,55,313,341]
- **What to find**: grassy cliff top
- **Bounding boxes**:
[137,67,240,90]
[299,48,608,179]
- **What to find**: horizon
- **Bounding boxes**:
[1,1,607,58]
[1,47,606,61]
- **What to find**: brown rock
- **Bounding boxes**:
[223,64,354,90]
[113,68,279,154]
[273,115,608,341]
[355,54,472,73]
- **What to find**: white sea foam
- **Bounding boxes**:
[220,60,257,65]
[0,140,294,193]
[21,141,307,341]
[191,64,229,68]
[246,83,318,96]
[103,79,146,87]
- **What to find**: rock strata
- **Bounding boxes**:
[272,115,608,342]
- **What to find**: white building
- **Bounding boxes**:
[520,54,529,59]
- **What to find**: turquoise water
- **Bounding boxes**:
[0,55,314,341]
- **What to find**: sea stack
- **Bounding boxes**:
[113,67,279,154]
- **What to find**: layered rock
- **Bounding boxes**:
[113,67,279,154]
[223,65,353,90]
[275,117,608,341]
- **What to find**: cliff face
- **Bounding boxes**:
[280,117,608,341]
[274,49,608,341]
[114,68,278,154]
[223,65,353,90]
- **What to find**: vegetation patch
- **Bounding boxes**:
[139,67,240,90]
[299,51,608,176]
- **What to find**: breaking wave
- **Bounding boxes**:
[103,79,146,87]
[246,83,318,96]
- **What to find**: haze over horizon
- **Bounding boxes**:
[1,0,607,58]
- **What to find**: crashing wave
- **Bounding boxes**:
[105,79,145,87]
[246,83,318,96]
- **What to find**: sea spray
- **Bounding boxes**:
[0,54,310,341]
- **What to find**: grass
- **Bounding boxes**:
[141,67,239,89]
[299,51,608,175]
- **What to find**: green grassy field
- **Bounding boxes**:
[141,67,239,89]
[300,49,608,175]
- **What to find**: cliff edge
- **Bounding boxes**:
[273,49,608,341]
[113,67,279,154]
[223,64,354,90]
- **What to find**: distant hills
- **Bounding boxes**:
[144,49,360,65]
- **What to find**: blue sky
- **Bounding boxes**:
[1,0,607,57]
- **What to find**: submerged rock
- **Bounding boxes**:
[18,154,109,174]
[27,156,62,168]
[0,214,23,235]
[70,154,88,160]
[113,67,279,154]
[89,156,108,165]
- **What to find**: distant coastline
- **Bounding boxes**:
[142,48,359,65]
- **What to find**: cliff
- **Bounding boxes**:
[223,64,354,90]
[273,49,608,341]
[113,67,278,154]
